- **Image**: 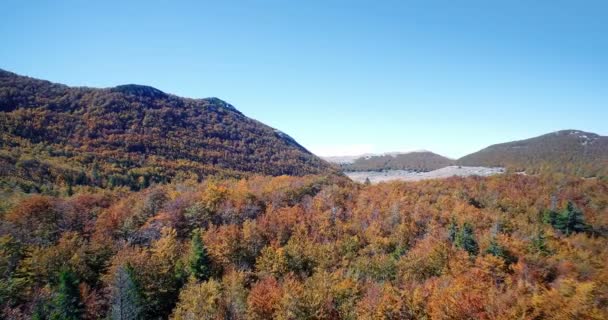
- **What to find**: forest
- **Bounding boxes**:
[1,172,607,319]
[457,130,608,178]
[0,69,334,194]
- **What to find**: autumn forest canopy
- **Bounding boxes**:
[1,174,607,319]
[0,70,607,319]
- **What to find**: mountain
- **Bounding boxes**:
[458,130,608,177]
[0,69,336,192]
[322,154,375,165]
[339,151,455,172]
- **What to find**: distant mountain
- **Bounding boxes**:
[338,151,455,172]
[322,154,375,165]
[0,69,336,192]
[458,130,608,177]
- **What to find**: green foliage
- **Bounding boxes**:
[530,230,551,256]
[50,269,83,320]
[454,222,479,256]
[187,231,211,281]
[555,202,589,235]
[0,235,27,307]
[542,209,559,226]
[485,238,517,265]
[544,201,589,235]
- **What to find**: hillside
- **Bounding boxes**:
[340,151,454,172]
[0,69,336,192]
[457,130,608,177]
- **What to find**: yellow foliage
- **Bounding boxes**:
[170,278,223,320]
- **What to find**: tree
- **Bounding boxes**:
[147,227,184,318]
[50,269,83,320]
[188,231,212,281]
[221,270,249,320]
[247,277,282,320]
[485,238,516,265]
[170,278,223,320]
[455,223,479,256]
[544,201,589,235]
[357,283,404,320]
[448,218,458,243]
[531,229,550,255]
[110,265,143,320]
[542,209,559,226]
[554,201,588,235]
[0,235,25,307]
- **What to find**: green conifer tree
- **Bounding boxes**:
[555,201,588,235]
[50,269,83,320]
[188,231,211,281]
[485,237,516,264]
[455,223,479,256]
[531,230,550,255]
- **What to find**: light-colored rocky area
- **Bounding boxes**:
[346,166,504,183]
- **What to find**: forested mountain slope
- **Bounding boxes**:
[340,151,454,172]
[0,69,336,192]
[458,130,608,177]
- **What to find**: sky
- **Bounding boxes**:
[1,0,607,158]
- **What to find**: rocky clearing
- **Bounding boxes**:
[346,166,505,183]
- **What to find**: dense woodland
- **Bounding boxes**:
[1,172,607,319]
[0,70,335,194]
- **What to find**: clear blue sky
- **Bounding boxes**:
[2,0,607,158]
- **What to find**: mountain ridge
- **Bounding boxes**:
[0,69,336,192]
[337,151,455,172]
[457,129,608,176]
[324,130,607,178]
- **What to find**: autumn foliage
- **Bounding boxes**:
[1,173,607,319]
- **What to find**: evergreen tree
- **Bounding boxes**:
[542,209,558,226]
[531,230,550,255]
[111,264,142,320]
[555,201,588,235]
[455,223,479,256]
[188,231,211,281]
[50,269,83,320]
[485,237,516,265]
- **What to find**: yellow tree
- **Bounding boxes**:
[171,278,223,320]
